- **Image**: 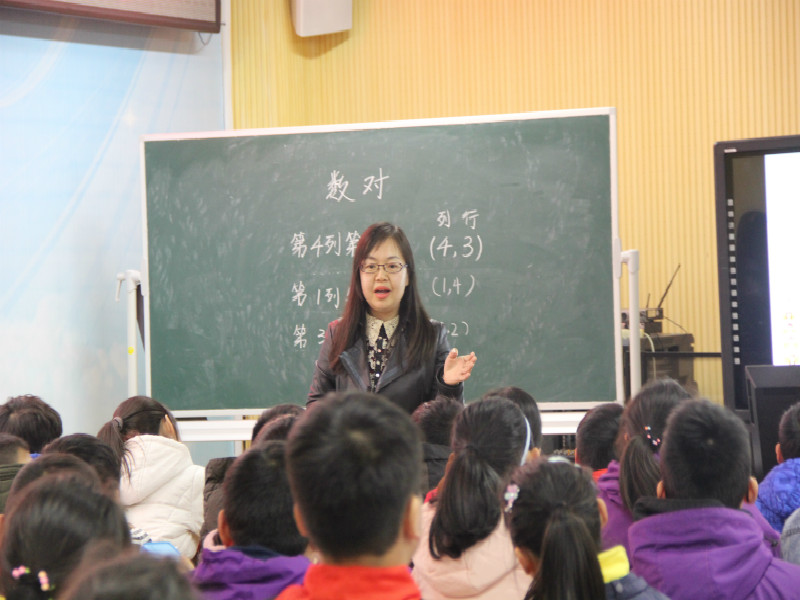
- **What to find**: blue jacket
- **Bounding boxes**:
[192,546,310,600]
[757,457,800,533]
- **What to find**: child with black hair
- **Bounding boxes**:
[42,434,122,501]
[597,378,692,554]
[411,397,463,495]
[0,476,131,600]
[412,397,532,599]
[191,441,310,600]
[575,402,623,481]
[98,396,204,559]
[0,433,30,512]
[277,391,424,600]
[757,401,800,533]
[61,551,203,600]
[482,386,543,461]
[506,457,668,600]
[629,399,800,599]
[0,395,62,455]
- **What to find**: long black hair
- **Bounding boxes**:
[429,397,527,559]
[329,222,436,374]
[97,396,179,479]
[506,459,604,600]
[617,378,692,512]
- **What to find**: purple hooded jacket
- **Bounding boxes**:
[191,546,310,600]
[597,460,634,553]
[629,497,800,600]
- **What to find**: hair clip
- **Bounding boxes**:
[112,417,124,431]
[37,570,52,592]
[644,425,661,449]
[11,566,29,580]
[504,483,520,513]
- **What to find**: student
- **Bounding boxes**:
[757,401,800,533]
[0,476,131,600]
[482,386,543,462]
[0,433,30,512]
[277,391,424,600]
[597,378,692,553]
[307,222,476,413]
[202,405,304,543]
[61,551,203,600]
[252,414,301,448]
[192,441,310,599]
[412,397,532,600]
[575,402,623,481]
[0,395,62,455]
[506,456,668,600]
[410,397,463,495]
[8,452,102,499]
[629,399,800,599]
[98,396,204,559]
[42,433,122,500]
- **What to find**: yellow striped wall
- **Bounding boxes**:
[230,0,800,404]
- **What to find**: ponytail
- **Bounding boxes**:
[619,434,661,512]
[429,398,527,559]
[531,507,604,600]
[429,447,501,558]
[506,459,605,600]
[96,396,176,479]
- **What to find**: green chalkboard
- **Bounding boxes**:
[143,110,619,411]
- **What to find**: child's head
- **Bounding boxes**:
[8,452,103,502]
[660,399,752,508]
[430,397,528,559]
[482,386,542,452]
[286,391,422,564]
[575,402,623,471]
[0,395,62,454]
[97,396,179,478]
[778,402,800,462]
[252,413,301,447]
[617,378,693,512]
[0,476,131,599]
[0,434,30,466]
[506,458,605,600]
[251,404,305,442]
[219,440,307,556]
[410,397,464,447]
[61,551,201,600]
[42,434,121,500]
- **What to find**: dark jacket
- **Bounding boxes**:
[605,572,670,600]
[0,463,24,512]
[629,497,800,600]
[307,319,462,413]
[200,457,236,542]
[420,442,451,496]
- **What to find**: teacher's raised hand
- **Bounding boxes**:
[443,348,477,386]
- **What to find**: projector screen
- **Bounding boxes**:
[715,136,800,412]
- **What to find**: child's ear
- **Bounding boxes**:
[402,494,423,544]
[217,510,234,548]
[656,480,666,499]
[514,546,539,576]
[293,503,310,538]
[744,476,759,506]
[776,443,785,465]
[596,497,609,528]
[525,447,541,463]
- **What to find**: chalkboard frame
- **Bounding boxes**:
[140,108,623,422]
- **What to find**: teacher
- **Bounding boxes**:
[307,222,476,413]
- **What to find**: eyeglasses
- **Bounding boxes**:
[359,262,408,275]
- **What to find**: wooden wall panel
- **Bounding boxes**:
[230,0,800,404]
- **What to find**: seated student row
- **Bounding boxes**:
[5,382,800,600]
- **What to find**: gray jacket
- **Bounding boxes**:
[307,319,462,413]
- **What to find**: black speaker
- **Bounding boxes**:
[746,365,800,481]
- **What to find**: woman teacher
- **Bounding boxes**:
[308,222,477,413]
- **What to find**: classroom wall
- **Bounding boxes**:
[0,8,224,436]
[229,0,800,404]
